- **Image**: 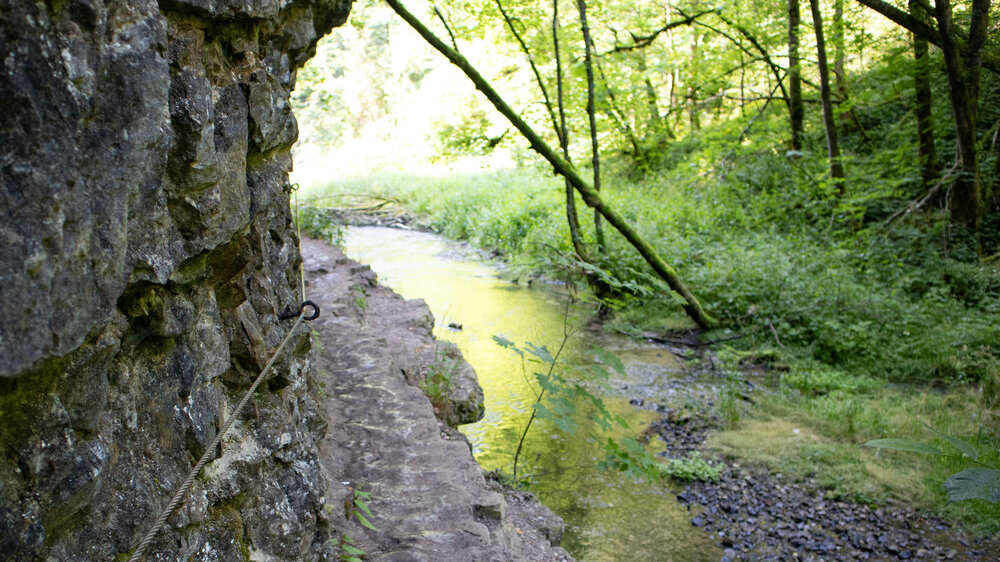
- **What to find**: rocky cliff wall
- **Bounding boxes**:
[0,1,351,559]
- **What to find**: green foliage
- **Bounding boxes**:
[662,451,724,483]
[297,203,344,246]
[865,426,1000,504]
[291,0,1000,535]
[494,334,629,480]
[598,437,666,482]
[332,534,364,562]
[351,284,368,311]
[781,366,883,397]
[348,489,378,531]
[419,356,454,411]
[597,437,724,484]
[717,375,742,430]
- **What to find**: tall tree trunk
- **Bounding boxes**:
[964,0,990,121]
[577,0,605,252]
[833,0,847,120]
[688,28,701,131]
[909,0,938,190]
[552,0,590,261]
[788,0,804,150]
[810,0,847,195]
[934,0,983,231]
[384,0,718,328]
[638,55,665,138]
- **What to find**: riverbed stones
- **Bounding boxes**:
[648,399,1000,560]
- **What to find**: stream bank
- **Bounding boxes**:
[302,236,571,560]
[649,402,1000,561]
[327,220,1000,561]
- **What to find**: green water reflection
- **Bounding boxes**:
[342,227,721,561]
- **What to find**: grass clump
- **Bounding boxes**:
[419,364,453,412]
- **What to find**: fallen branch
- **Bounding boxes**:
[384,0,717,329]
[880,163,958,229]
[643,332,745,347]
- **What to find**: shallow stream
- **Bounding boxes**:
[342,226,722,561]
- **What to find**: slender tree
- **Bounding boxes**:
[933,0,984,232]
[788,0,804,150]
[810,0,847,195]
[576,0,606,252]
[909,0,938,191]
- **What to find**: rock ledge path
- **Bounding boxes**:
[302,237,571,561]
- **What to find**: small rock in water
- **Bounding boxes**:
[447,322,463,330]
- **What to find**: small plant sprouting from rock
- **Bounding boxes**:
[331,534,365,562]
[865,424,1000,503]
[327,489,376,562]
[351,284,368,311]
[346,488,378,531]
[419,360,453,412]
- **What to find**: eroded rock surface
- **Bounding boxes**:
[302,237,572,561]
[1,1,350,559]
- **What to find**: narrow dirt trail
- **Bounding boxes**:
[300,237,571,561]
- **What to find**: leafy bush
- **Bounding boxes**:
[781,366,883,396]
[297,204,344,245]
[662,452,723,482]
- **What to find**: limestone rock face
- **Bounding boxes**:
[0,0,351,559]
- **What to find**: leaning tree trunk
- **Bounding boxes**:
[810,0,847,196]
[384,0,717,329]
[788,0,804,150]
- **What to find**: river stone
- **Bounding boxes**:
[1,0,351,559]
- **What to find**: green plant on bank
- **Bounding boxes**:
[598,437,666,482]
[663,451,724,482]
[866,425,1000,503]
[599,440,724,483]
[351,284,367,311]
[710,378,1000,534]
[419,359,453,412]
[297,202,344,246]
[717,375,742,431]
[493,326,629,482]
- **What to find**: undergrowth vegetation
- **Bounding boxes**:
[298,126,1000,530]
[293,17,1000,532]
